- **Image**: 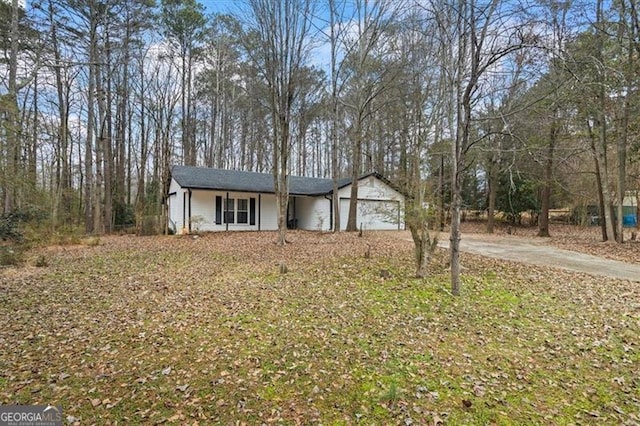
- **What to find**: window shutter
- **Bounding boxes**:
[215,196,222,225]
[249,198,256,225]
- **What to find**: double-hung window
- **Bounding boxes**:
[217,196,254,225]
[224,198,235,224]
[237,199,248,224]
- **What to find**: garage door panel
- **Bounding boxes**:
[339,198,399,230]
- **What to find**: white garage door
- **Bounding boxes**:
[339,198,400,231]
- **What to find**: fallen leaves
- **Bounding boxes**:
[0,230,638,424]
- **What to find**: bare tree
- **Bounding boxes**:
[341,0,402,232]
[434,0,533,295]
[244,0,315,245]
[161,0,206,167]
[613,0,635,243]
[328,0,345,232]
[398,7,444,277]
[1,0,22,214]
[1,0,40,213]
[592,0,616,241]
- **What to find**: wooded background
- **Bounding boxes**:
[1,0,639,245]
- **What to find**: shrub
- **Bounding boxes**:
[0,246,24,266]
[496,173,539,225]
[0,212,25,243]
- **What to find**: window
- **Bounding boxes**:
[220,197,253,225]
[224,198,234,223]
[237,199,248,224]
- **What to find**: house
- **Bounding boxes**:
[167,165,405,233]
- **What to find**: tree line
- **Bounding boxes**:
[1,0,639,293]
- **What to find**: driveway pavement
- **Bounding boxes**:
[438,234,640,282]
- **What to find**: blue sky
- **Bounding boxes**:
[200,0,245,15]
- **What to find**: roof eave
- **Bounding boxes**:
[178,185,276,194]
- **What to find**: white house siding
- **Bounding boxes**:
[168,187,279,234]
[337,175,405,231]
[258,194,279,231]
[195,191,278,232]
[295,196,331,231]
[167,178,186,233]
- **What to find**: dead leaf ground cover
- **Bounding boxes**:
[1,230,639,424]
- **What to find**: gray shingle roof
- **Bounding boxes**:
[171,166,353,196]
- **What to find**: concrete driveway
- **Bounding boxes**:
[438,234,640,282]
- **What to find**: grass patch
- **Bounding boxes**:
[0,232,638,424]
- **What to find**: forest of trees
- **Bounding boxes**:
[1,0,640,285]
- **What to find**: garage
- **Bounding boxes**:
[339,198,402,231]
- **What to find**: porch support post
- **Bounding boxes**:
[292,197,296,229]
[226,192,229,231]
[182,191,186,230]
[258,194,262,231]
[329,196,333,230]
[188,189,192,232]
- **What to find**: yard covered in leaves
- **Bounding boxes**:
[1,230,639,424]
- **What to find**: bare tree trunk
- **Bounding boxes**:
[331,119,340,231]
[329,0,344,232]
[274,113,290,246]
[101,30,113,235]
[84,10,99,234]
[594,0,616,242]
[450,176,462,295]
[28,75,38,196]
[136,55,148,221]
[449,0,472,297]
[3,0,21,213]
[615,2,633,243]
[346,120,362,232]
[487,157,497,233]
[616,122,627,243]
[410,216,438,277]
[593,115,614,241]
[406,118,438,277]
[587,121,608,240]
[114,15,131,232]
[538,114,556,237]
[49,0,70,227]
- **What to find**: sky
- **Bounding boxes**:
[199,0,246,15]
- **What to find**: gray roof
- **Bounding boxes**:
[171,166,354,196]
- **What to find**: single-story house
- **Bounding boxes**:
[167,165,405,233]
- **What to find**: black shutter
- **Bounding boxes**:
[249,198,256,225]
[215,196,222,225]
